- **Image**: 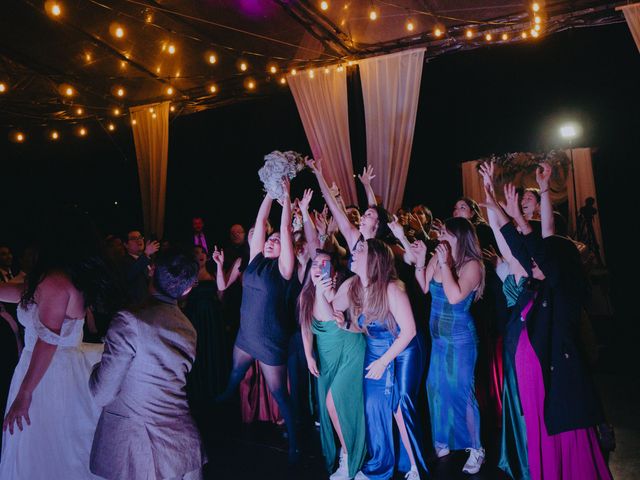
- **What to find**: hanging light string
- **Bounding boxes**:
[88,0,341,61]
[373,0,520,25]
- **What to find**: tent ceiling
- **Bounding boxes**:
[0,0,625,128]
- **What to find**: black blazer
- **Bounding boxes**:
[501,223,604,435]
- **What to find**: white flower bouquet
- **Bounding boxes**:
[258,150,307,200]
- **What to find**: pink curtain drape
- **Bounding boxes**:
[619,3,640,52]
[358,48,425,213]
[287,68,357,205]
[130,101,170,239]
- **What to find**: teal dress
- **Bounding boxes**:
[427,280,482,450]
[312,319,367,477]
[499,274,531,480]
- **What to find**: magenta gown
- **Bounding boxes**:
[515,300,611,480]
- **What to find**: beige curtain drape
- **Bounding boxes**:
[566,148,605,263]
[619,3,640,52]
[358,48,425,213]
[287,67,357,205]
[130,101,170,239]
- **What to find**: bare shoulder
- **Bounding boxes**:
[387,280,406,297]
[460,259,483,275]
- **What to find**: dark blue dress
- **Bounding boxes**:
[358,313,427,479]
[235,253,289,366]
[427,280,482,451]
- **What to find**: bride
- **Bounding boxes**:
[0,208,124,479]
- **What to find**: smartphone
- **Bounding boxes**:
[320,260,332,281]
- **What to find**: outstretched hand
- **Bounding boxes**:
[306,157,321,175]
[299,188,313,212]
[500,183,522,220]
[478,161,495,192]
[358,165,376,186]
[536,162,552,190]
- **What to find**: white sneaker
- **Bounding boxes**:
[329,450,349,480]
[405,466,420,480]
[434,443,450,458]
[354,471,369,480]
[462,448,485,474]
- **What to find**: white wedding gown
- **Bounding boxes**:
[0,303,104,479]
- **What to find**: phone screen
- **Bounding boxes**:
[320,260,332,280]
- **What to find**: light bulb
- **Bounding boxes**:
[79,127,87,136]
[369,9,377,21]
[76,107,83,115]
[534,24,541,31]
[170,105,176,112]
[466,29,473,38]
[247,81,255,90]
[280,77,286,84]
[309,70,314,78]
[521,31,528,39]
[485,33,492,41]
[52,3,61,16]
[65,86,74,96]
[166,86,174,95]
[434,28,443,37]
[532,2,540,12]
[113,108,120,116]
[291,68,297,75]
[51,131,59,140]
[534,16,541,24]
[85,53,92,62]
[406,20,414,32]
[320,1,329,10]
[108,123,115,131]
[0,83,6,93]
[209,85,217,93]
[115,26,124,38]
[16,133,24,142]
[531,29,539,37]
[502,33,508,41]
[209,54,217,64]
[151,112,157,119]
[270,66,277,74]
[116,87,124,97]
[240,62,247,72]
[168,44,176,54]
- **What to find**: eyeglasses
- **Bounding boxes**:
[128,235,144,241]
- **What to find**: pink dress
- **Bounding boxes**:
[515,301,611,480]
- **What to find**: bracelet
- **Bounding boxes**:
[415,265,426,271]
[540,188,549,194]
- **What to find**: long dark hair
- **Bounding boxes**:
[458,197,487,226]
[298,250,332,332]
[21,206,125,316]
[444,217,485,300]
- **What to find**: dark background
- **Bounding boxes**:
[1,23,638,349]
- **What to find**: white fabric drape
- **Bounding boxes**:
[130,101,170,239]
[358,48,425,212]
[566,148,606,263]
[619,3,640,52]
[287,67,357,205]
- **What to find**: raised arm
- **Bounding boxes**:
[250,194,274,262]
[388,215,417,265]
[412,241,437,294]
[307,158,360,248]
[299,189,321,257]
[536,162,555,238]
[437,243,483,304]
[364,282,416,380]
[358,165,378,207]
[278,178,295,280]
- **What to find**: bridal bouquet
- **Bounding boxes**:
[258,150,307,200]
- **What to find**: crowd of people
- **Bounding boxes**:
[0,158,613,480]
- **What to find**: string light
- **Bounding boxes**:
[107,123,115,131]
[148,107,154,113]
[151,112,157,119]
[531,29,539,38]
[320,1,329,10]
[534,24,541,31]
[369,8,378,21]
[406,19,414,32]
[247,80,256,90]
[522,31,528,39]
[209,84,217,93]
[308,70,314,78]
[112,24,125,39]
[336,65,344,72]
[240,62,248,72]
[269,65,277,74]
[0,83,6,93]
[113,107,121,116]
[347,60,354,66]
[85,53,92,62]
[324,67,330,74]
[156,66,161,74]
[120,61,127,69]
[532,2,540,12]
[167,44,176,55]
[64,86,74,97]
[170,105,176,112]
[76,107,84,115]
[145,13,153,23]
[291,68,297,75]
[280,77,287,85]
[79,127,87,137]
[502,33,509,41]
[208,54,217,64]
[45,1,62,17]
[166,86,174,95]
[466,29,474,38]
[485,33,492,41]
[16,132,25,143]
[50,131,59,140]
[116,87,125,97]
[434,27,443,37]
[534,16,542,24]
[131,119,137,126]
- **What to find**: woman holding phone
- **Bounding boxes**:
[299,250,366,480]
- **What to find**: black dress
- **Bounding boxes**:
[184,280,228,404]
[235,254,289,366]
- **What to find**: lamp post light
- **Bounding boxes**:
[560,122,580,231]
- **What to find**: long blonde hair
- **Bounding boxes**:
[348,238,401,335]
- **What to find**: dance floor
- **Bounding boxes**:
[198,335,639,480]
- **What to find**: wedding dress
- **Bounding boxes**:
[0,302,103,479]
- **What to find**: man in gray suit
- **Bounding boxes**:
[89,249,206,480]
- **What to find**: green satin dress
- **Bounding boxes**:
[499,274,531,480]
[312,319,367,477]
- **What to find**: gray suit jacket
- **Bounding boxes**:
[89,299,206,480]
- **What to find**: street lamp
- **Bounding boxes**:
[559,122,580,230]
